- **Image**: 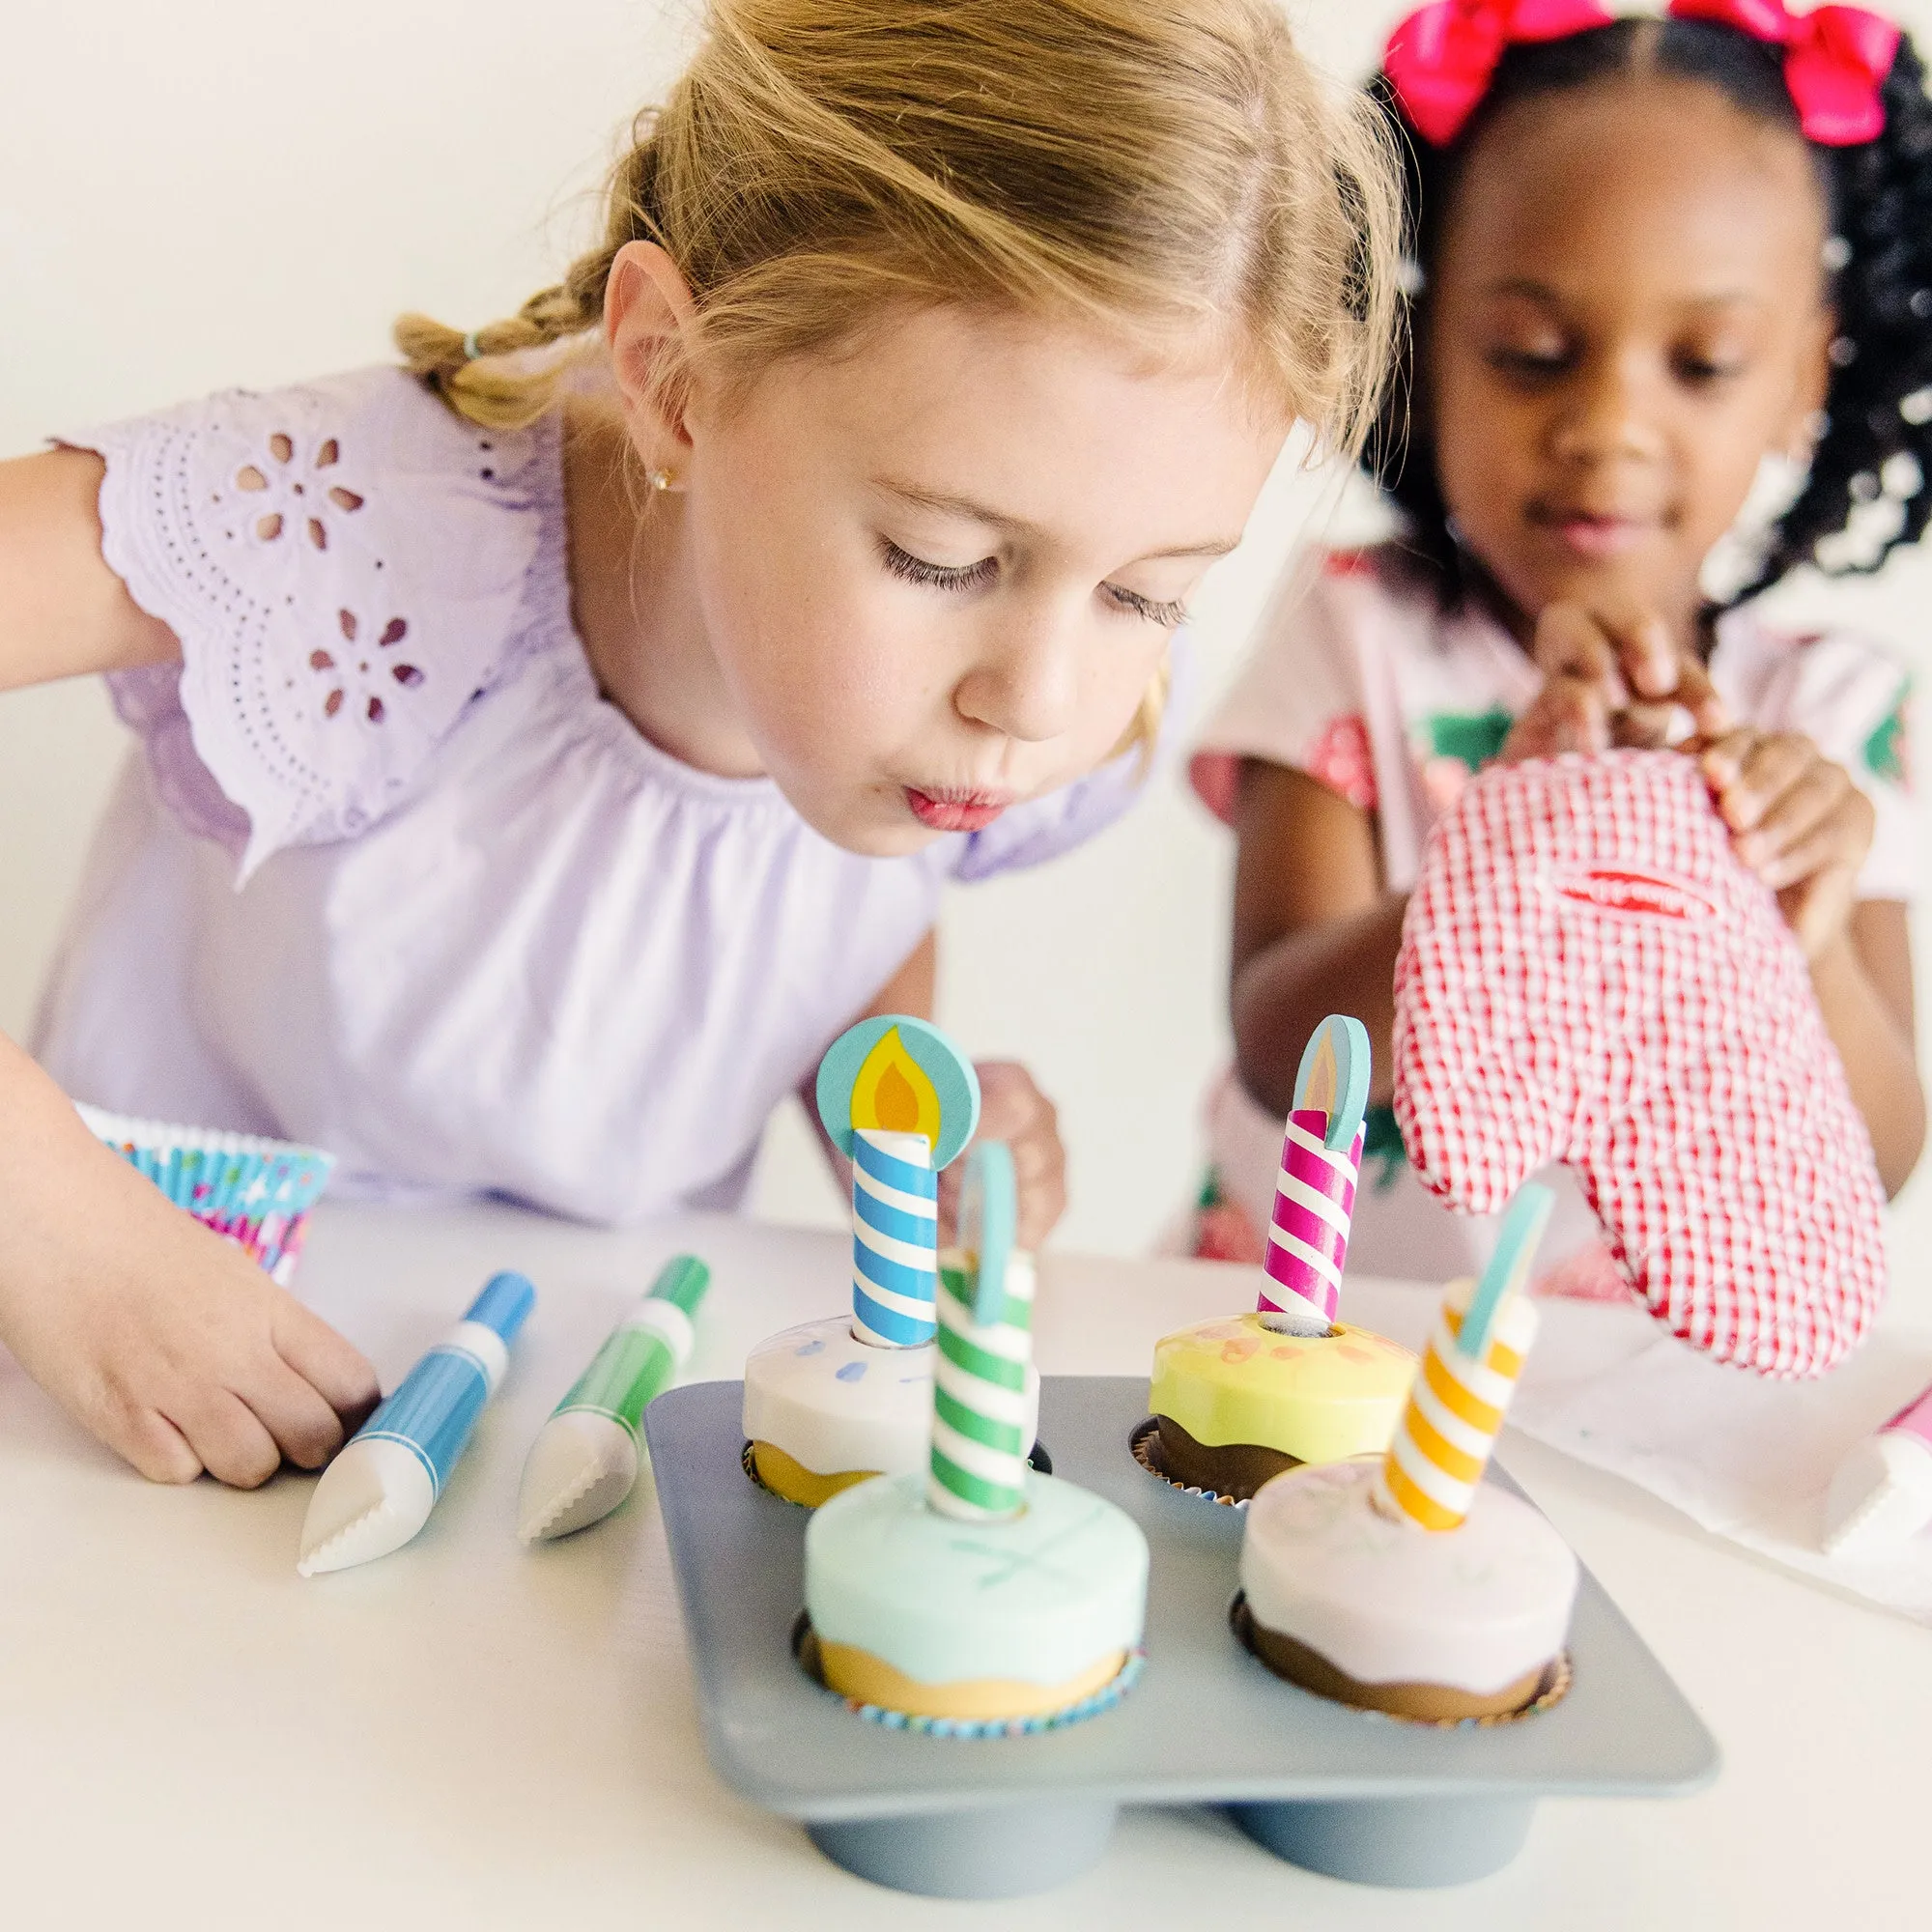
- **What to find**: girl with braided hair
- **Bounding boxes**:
[1186,1,1924,1287]
[0,0,1400,1485]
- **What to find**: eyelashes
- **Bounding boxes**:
[879,539,1186,630]
[881,540,999,595]
[1102,582,1188,629]
[1484,346,1747,389]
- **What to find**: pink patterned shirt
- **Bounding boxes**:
[1186,543,1915,1285]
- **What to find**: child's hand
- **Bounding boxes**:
[0,1085,379,1486]
[937,1061,1067,1250]
[1701,728,1873,961]
[1500,601,1728,763]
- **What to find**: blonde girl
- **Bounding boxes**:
[0,1,1397,1486]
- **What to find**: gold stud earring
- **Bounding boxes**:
[646,467,676,493]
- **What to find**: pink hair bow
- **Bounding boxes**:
[1384,0,1617,145]
[1668,2,1900,144]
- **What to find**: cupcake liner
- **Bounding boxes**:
[794,1614,1145,1740]
[744,1436,1056,1504]
[1230,1594,1573,1729]
[742,1437,810,1508]
[75,1103,333,1286]
[1130,1415,1250,1510]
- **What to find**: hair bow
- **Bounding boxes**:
[1668,2,1900,145]
[1384,0,1617,145]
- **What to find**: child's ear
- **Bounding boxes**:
[1779,300,1836,463]
[605,241,700,465]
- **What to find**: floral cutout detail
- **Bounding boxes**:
[230,431,366,550]
[308,607,423,724]
[1305,712,1377,811]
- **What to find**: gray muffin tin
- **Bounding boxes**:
[644,1376,1718,1898]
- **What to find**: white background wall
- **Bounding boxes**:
[3,0,1926,1258]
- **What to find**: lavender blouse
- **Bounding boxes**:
[34,368,1172,1221]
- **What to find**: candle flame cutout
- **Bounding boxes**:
[850,1026,942,1147]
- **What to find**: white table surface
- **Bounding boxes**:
[1,1202,1922,1929]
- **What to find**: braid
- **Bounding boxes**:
[1368,14,1932,611]
[394,124,665,431]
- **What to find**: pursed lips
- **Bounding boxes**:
[902,785,1015,833]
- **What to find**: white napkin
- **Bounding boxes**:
[1501,1295,1932,1622]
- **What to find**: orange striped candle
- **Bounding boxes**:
[1374,1279,1537,1533]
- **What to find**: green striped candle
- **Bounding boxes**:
[928,1141,1032,1522]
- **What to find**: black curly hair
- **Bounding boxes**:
[1367,14,1932,613]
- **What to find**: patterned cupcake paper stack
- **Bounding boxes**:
[76,1103,334,1284]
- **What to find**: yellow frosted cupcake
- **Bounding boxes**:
[1148,1313,1416,1501]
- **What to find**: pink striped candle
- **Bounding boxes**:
[1259,1108,1364,1331]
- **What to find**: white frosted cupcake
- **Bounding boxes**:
[743,1309,1040,1507]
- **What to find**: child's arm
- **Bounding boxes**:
[0,450,180,686]
[1230,760,1406,1115]
[801,927,1069,1245]
[1230,600,1721,1119]
[1701,728,1925,1196]
[0,1037,379,1482]
[0,449,381,1482]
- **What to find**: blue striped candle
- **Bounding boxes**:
[850,1128,939,1348]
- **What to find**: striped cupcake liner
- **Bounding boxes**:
[75,1103,334,1286]
[1129,1415,1250,1510]
[1230,1594,1573,1729]
[795,1614,1145,1740]
[742,1437,810,1508]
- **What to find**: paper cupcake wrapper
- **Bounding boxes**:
[1129,1415,1251,1510]
[75,1103,334,1285]
[742,1437,810,1507]
[796,1615,1145,1740]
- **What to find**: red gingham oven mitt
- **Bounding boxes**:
[1392,749,1886,1378]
